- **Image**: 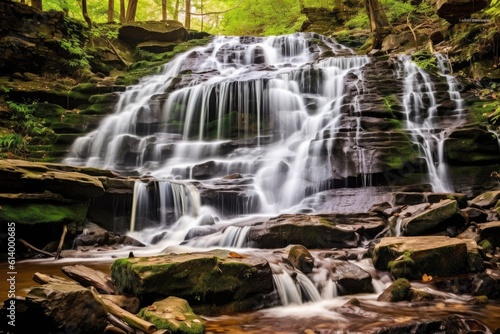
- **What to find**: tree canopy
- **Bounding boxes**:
[15,0,500,37]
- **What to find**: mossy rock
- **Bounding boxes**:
[372,236,471,278]
[55,133,81,144]
[377,278,411,302]
[470,191,500,209]
[88,93,121,104]
[138,297,204,334]
[111,249,274,315]
[0,202,87,224]
[288,244,314,274]
[33,103,66,118]
[400,199,460,236]
[81,103,115,115]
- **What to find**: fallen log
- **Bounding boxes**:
[33,272,75,285]
[102,298,157,334]
[101,294,141,313]
[106,314,136,334]
[55,224,68,260]
[19,238,56,258]
[61,264,116,294]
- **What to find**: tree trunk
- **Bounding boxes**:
[31,0,42,10]
[162,0,167,20]
[185,0,191,29]
[126,0,139,22]
[81,0,93,46]
[119,0,126,23]
[108,0,115,22]
[365,0,390,49]
[200,0,204,31]
[174,0,180,20]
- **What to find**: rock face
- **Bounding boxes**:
[6,283,108,334]
[431,0,489,23]
[119,21,188,46]
[111,249,274,315]
[372,236,476,279]
[137,296,205,334]
[0,2,87,76]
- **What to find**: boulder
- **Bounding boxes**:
[118,21,188,45]
[399,199,460,236]
[377,278,411,302]
[111,249,274,315]
[138,296,205,334]
[288,245,315,274]
[6,283,108,334]
[330,261,373,295]
[431,0,489,23]
[373,315,493,334]
[372,236,474,278]
[247,214,362,249]
[478,221,500,247]
[470,191,500,209]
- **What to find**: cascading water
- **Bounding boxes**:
[398,55,455,192]
[65,33,372,233]
[434,53,465,115]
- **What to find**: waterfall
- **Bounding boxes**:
[270,263,322,305]
[434,53,465,116]
[398,55,452,192]
[65,34,470,237]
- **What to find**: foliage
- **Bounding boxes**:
[412,50,437,75]
[219,0,306,35]
[6,101,53,139]
[0,133,26,153]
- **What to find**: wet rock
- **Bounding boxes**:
[444,127,500,165]
[471,271,500,298]
[111,249,274,315]
[479,221,500,247]
[372,236,473,279]
[138,296,205,334]
[373,315,493,333]
[471,191,500,209]
[330,261,374,295]
[73,222,145,248]
[377,278,411,302]
[462,207,488,224]
[399,199,461,236]
[118,20,188,46]
[409,287,435,301]
[247,214,361,249]
[5,283,108,334]
[392,192,426,205]
[288,245,315,274]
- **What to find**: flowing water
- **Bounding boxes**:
[50,33,500,332]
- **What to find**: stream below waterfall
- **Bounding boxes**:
[17,32,498,332]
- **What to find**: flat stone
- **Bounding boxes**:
[400,199,459,236]
[372,236,473,278]
[478,221,500,247]
[470,190,500,209]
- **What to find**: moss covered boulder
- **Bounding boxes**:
[470,190,500,209]
[399,199,461,236]
[288,245,315,274]
[377,278,411,302]
[138,297,204,334]
[372,236,474,279]
[111,249,273,315]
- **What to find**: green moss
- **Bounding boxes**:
[388,251,420,279]
[382,94,400,114]
[412,50,439,76]
[88,93,120,104]
[387,278,411,302]
[479,239,493,252]
[0,202,88,224]
[383,141,419,170]
[468,101,499,123]
[81,103,115,115]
